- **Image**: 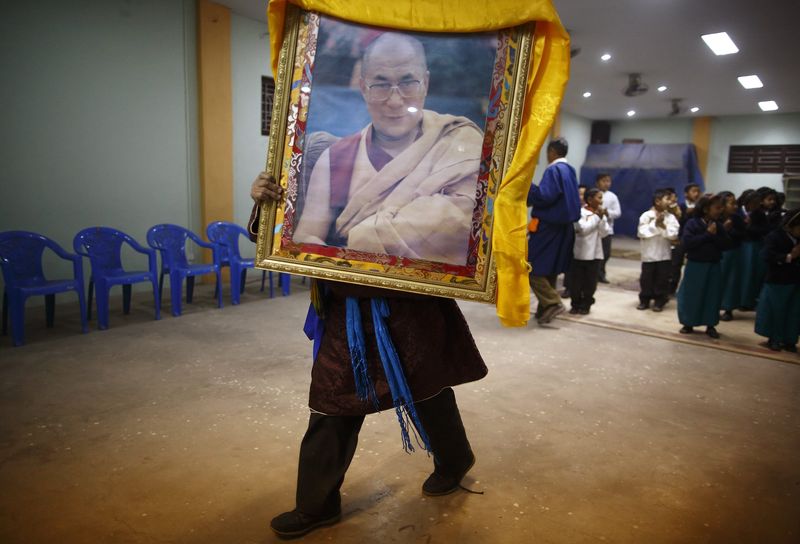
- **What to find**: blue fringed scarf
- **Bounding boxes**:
[302,281,431,453]
[345,297,379,410]
[346,297,431,454]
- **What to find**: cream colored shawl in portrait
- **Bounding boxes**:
[297,110,483,266]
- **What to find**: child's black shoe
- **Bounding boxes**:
[636,302,649,310]
[705,327,720,339]
[767,340,782,352]
[679,325,693,334]
[720,310,733,321]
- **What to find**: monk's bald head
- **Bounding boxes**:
[359,32,429,143]
[361,33,428,77]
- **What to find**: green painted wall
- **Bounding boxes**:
[0,0,199,298]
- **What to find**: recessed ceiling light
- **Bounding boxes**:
[627,110,636,117]
[758,100,779,112]
[582,91,592,98]
[657,85,668,92]
[738,75,763,89]
[600,53,611,61]
[701,32,739,56]
[690,107,700,113]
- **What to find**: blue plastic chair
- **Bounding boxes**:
[207,221,260,305]
[278,272,291,297]
[206,221,291,304]
[0,231,88,346]
[73,227,160,330]
[146,224,222,317]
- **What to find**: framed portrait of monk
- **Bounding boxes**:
[255,6,534,302]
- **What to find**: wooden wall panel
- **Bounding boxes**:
[197,0,232,272]
[692,116,712,181]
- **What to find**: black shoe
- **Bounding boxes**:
[637,302,649,310]
[422,453,475,496]
[569,307,580,314]
[767,340,782,352]
[578,308,590,315]
[270,509,342,538]
[706,327,720,339]
[784,344,798,353]
[679,325,693,334]
[652,305,664,313]
[720,311,733,322]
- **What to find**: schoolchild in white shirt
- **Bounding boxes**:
[637,189,680,311]
[570,188,612,314]
[595,173,621,283]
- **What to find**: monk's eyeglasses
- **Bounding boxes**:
[366,80,423,102]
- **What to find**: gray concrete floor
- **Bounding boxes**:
[1,273,798,543]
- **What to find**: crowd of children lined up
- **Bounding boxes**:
[671,186,798,352]
[563,180,800,353]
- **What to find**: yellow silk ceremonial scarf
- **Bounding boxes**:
[267,0,570,327]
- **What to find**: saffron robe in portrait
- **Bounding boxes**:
[295,110,483,266]
[526,159,581,276]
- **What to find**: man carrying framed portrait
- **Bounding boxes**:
[249,24,491,539]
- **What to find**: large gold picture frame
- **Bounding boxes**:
[256,6,534,302]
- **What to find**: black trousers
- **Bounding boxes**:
[669,243,686,293]
[599,236,612,280]
[570,259,600,311]
[294,387,472,515]
[640,261,672,306]
[562,265,573,292]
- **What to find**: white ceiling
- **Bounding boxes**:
[217,0,800,120]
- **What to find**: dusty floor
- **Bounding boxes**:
[1,262,799,543]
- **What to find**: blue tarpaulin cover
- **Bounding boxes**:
[580,144,705,237]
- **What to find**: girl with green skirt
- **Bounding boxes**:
[739,192,771,309]
[719,192,746,321]
[755,209,800,352]
[677,194,732,338]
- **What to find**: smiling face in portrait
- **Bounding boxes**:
[359,34,430,142]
